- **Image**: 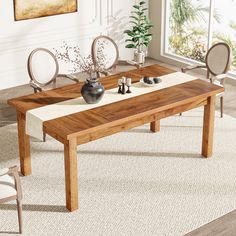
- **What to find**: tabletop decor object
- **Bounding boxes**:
[55,41,107,76]
[140,76,162,87]
[55,42,107,103]
[124,0,153,64]
[117,77,132,94]
[126,78,132,93]
[121,77,127,94]
[118,79,122,94]
[81,78,104,104]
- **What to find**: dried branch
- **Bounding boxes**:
[54,41,109,78]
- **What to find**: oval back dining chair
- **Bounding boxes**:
[28,48,79,93]
[206,42,231,77]
[91,35,140,78]
[0,166,22,234]
[182,42,232,118]
[28,48,59,92]
[91,35,119,77]
[28,48,79,141]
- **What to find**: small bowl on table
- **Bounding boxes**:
[140,76,162,87]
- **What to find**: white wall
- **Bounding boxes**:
[0,0,141,90]
[149,0,162,61]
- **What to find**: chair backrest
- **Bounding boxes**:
[206,42,232,76]
[91,35,119,70]
[27,48,59,86]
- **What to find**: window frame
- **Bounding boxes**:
[162,0,236,78]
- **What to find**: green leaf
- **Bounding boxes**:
[144,37,152,42]
[133,35,142,39]
[130,16,139,21]
[139,1,146,5]
[131,10,142,14]
[130,21,138,25]
[138,12,144,16]
[127,32,135,37]
[133,5,140,9]
[126,44,136,48]
[125,39,134,42]
[124,30,132,34]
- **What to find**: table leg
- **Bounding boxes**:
[150,120,160,133]
[17,111,31,176]
[202,96,216,158]
[64,138,78,212]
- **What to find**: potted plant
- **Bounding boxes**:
[124,0,153,64]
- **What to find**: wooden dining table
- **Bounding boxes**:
[8,64,224,212]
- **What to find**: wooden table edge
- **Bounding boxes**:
[43,86,223,144]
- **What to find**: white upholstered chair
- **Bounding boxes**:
[182,42,232,118]
[91,35,140,77]
[0,166,23,234]
[28,48,79,93]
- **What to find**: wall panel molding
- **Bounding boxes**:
[0,0,146,90]
[0,0,101,53]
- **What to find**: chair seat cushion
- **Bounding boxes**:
[0,174,16,200]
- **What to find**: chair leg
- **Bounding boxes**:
[220,96,224,118]
[43,132,46,142]
[17,200,23,234]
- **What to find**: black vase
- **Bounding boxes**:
[81,79,105,104]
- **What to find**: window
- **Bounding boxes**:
[212,0,236,70]
[164,0,236,71]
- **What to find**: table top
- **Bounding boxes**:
[8,64,224,142]
[8,65,174,114]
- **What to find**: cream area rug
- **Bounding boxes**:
[0,108,236,236]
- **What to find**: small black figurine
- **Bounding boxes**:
[118,79,122,93]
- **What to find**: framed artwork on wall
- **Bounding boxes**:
[14,0,78,21]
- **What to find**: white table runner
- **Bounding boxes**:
[26,72,197,140]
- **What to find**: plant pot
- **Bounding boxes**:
[134,50,145,64]
[81,79,105,104]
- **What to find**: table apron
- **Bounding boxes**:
[44,97,207,145]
